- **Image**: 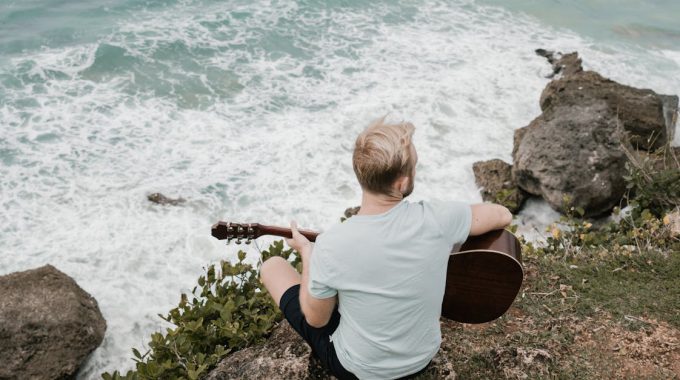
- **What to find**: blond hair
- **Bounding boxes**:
[352,118,416,195]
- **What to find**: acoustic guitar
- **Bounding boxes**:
[211,222,523,324]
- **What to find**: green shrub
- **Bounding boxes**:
[491,187,522,212]
[102,240,300,380]
[622,149,680,219]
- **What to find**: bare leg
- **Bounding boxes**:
[260,256,301,307]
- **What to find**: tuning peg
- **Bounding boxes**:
[236,239,242,244]
[245,239,251,245]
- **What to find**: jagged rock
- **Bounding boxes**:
[206,321,457,380]
[472,159,528,214]
[513,102,632,217]
[537,52,678,151]
[147,192,186,206]
[0,265,107,380]
[535,49,583,78]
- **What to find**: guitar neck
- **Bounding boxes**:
[258,225,320,242]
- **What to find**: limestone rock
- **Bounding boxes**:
[0,265,107,380]
[472,159,528,213]
[512,50,679,216]
[512,102,631,217]
[206,321,456,380]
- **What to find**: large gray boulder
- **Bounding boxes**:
[0,265,106,380]
[206,321,456,380]
[513,102,631,217]
[512,51,678,216]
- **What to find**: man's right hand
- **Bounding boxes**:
[285,221,312,259]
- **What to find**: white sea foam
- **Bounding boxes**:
[0,0,678,377]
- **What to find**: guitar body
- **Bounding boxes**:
[442,229,523,323]
[212,222,523,324]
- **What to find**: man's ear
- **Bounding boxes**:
[397,176,409,193]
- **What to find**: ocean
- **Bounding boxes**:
[1,0,679,377]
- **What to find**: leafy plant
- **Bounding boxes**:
[102,240,300,380]
[491,187,522,212]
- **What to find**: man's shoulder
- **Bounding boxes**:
[318,218,360,242]
[420,199,471,216]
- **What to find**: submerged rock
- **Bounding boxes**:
[147,192,186,206]
[0,265,106,380]
[472,159,528,214]
[206,321,456,380]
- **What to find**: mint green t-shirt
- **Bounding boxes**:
[309,199,472,379]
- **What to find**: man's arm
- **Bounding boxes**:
[469,203,513,236]
[286,222,337,328]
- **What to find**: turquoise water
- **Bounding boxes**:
[1,1,678,377]
[4,0,680,50]
[482,0,680,49]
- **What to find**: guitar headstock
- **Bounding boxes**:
[211,222,262,244]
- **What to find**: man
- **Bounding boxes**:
[261,119,513,379]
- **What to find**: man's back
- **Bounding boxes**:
[309,199,472,379]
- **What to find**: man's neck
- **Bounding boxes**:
[358,190,403,216]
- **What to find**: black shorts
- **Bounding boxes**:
[279,284,358,380]
[279,284,431,380]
